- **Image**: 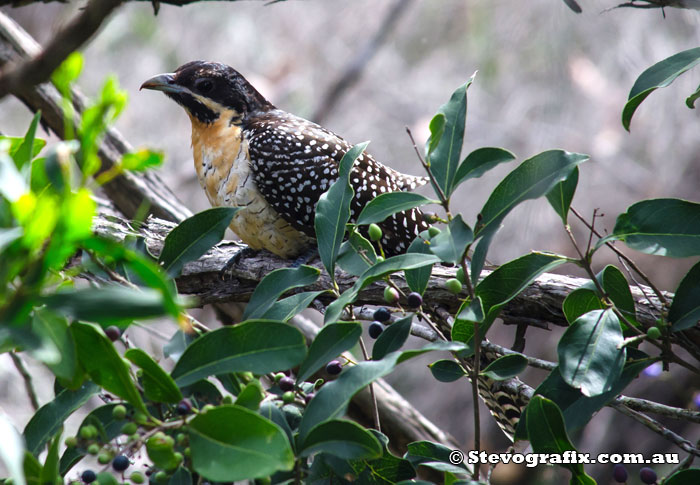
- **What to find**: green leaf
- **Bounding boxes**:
[297,322,362,383]
[261,290,326,322]
[241,265,320,321]
[325,253,440,323]
[356,192,436,226]
[429,214,473,264]
[337,231,377,276]
[452,147,516,191]
[372,315,413,360]
[686,83,700,109]
[404,441,469,473]
[480,353,527,380]
[31,308,76,382]
[146,434,182,472]
[23,382,97,456]
[298,341,465,440]
[171,321,306,387]
[300,420,382,460]
[96,472,118,485]
[665,469,700,485]
[0,414,27,485]
[429,360,466,382]
[425,113,446,155]
[13,112,44,170]
[259,402,294,451]
[546,166,579,225]
[39,431,61,485]
[428,77,474,197]
[43,285,174,324]
[72,322,148,413]
[404,230,433,295]
[562,288,604,324]
[315,142,368,280]
[525,396,595,485]
[188,405,294,481]
[168,467,192,485]
[557,309,625,397]
[469,224,497,286]
[598,265,636,326]
[451,296,484,345]
[603,198,700,258]
[121,149,164,172]
[125,348,183,403]
[158,207,239,277]
[51,51,83,95]
[234,380,264,410]
[622,47,700,131]
[476,150,588,239]
[669,259,700,331]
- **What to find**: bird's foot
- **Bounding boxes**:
[291,247,319,268]
[220,246,260,280]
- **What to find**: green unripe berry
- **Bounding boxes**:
[129,434,139,443]
[120,422,138,436]
[64,436,78,448]
[184,447,191,458]
[173,452,183,464]
[456,267,466,284]
[87,443,100,455]
[154,471,168,483]
[129,472,145,484]
[239,372,254,383]
[647,327,662,339]
[80,425,97,440]
[135,369,144,378]
[133,412,148,425]
[282,391,295,404]
[274,372,285,383]
[428,226,441,237]
[368,223,383,241]
[98,453,112,465]
[222,395,233,404]
[375,255,384,263]
[201,404,216,413]
[112,405,127,420]
[445,278,463,294]
[176,433,187,446]
[383,286,399,304]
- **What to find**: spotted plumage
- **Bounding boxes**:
[142,61,429,258]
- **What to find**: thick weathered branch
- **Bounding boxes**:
[0,12,191,222]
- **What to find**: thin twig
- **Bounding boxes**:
[0,0,124,100]
[10,352,39,411]
[358,337,381,432]
[405,127,451,216]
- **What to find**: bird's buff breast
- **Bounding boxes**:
[190,119,311,258]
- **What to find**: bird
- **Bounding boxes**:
[140,61,430,261]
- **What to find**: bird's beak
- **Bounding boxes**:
[140,73,182,93]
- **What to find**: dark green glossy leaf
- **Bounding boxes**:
[125,348,183,403]
[603,198,700,258]
[452,147,516,191]
[261,290,326,322]
[23,382,97,456]
[469,224,497,286]
[481,353,527,380]
[598,265,636,326]
[71,322,147,413]
[428,78,474,197]
[372,315,413,360]
[31,308,76,382]
[163,330,196,363]
[476,150,588,239]
[39,431,61,485]
[259,402,294,452]
[425,113,446,155]
[405,230,433,294]
[452,296,484,346]
[562,288,603,324]
[297,322,362,383]
[158,207,239,277]
[429,360,466,382]
[686,83,700,108]
[337,230,377,276]
[189,405,294,481]
[404,441,469,473]
[546,166,578,225]
[168,467,192,485]
[526,396,595,484]
[300,420,382,459]
[171,321,306,386]
[429,214,473,264]
[557,309,625,397]
[12,111,44,170]
[356,192,436,226]
[669,259,700,331]
[315,142,368,280]
[622,47,700,131]
[43,285,173,324]
[325,253,441,323]
[242,265,320,320]
[234,380,264,410]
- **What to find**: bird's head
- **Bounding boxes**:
[140,61,273,125]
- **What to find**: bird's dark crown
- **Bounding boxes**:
[141,61,273,124]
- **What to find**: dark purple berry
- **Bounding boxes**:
[105,326,121,341]
[176,398,192,416]
[407,292,423,308]
[81,470,97,483]
[640,467,657,484]
[304,393,315,404]
[112,454,130,472]
[613,464,628,483]
[325,360,342,375]
[368,322,384,339]
[279,376,295,392]
[373,307,391,322]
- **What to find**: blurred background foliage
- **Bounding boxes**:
[1,1,699,483]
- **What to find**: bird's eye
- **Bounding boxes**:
[195,79,214,94]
